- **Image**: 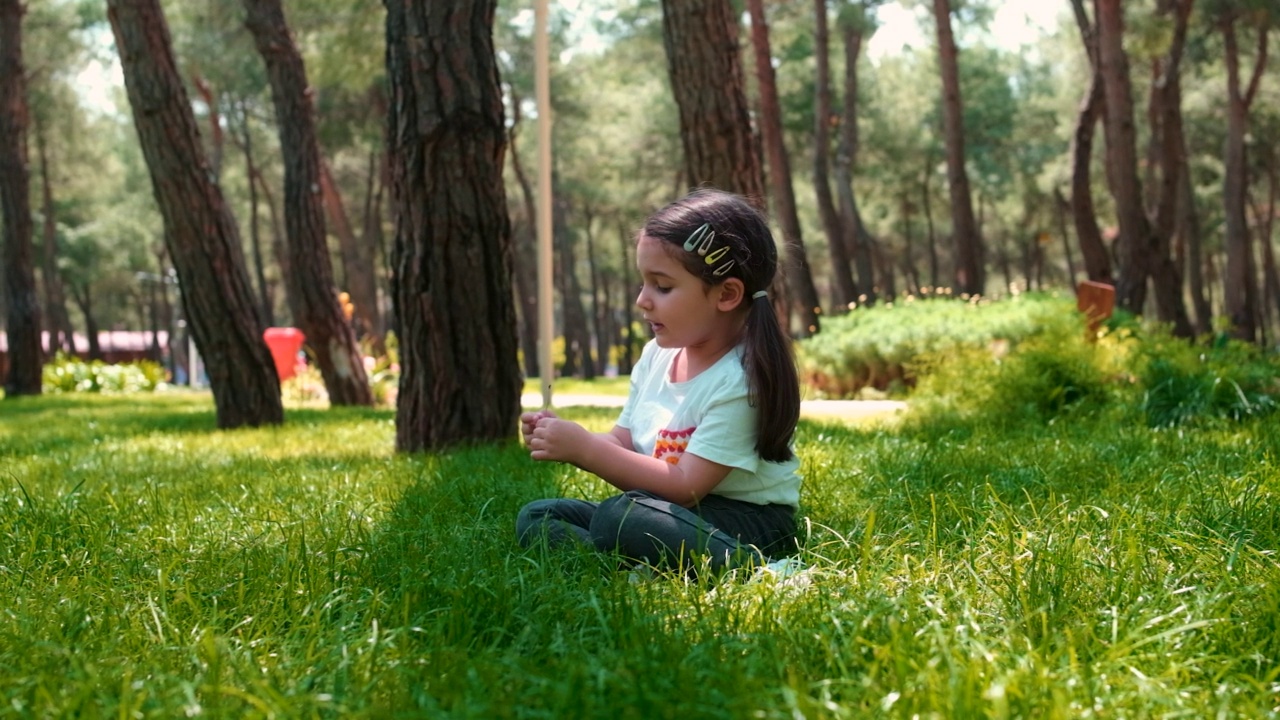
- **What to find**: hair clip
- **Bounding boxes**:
[712,260,736,277]
[682,223,715,255]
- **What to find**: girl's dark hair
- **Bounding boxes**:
[642,188,799,462]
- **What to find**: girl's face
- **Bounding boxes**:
[634,234,729,351]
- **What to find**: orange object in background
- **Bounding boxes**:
[1077,281,1115,339]
[263,327,306,381]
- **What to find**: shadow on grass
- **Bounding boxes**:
[0,393,394,457]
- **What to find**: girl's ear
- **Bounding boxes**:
[715,278,745,312]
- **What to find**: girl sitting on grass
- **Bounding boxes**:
[516,188,802,573]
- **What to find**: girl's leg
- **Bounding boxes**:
[589,490,796,571]
[516,498,599,549]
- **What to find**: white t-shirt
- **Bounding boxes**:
[616,340,801,508]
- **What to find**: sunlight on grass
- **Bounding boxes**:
[1,393,1277,717]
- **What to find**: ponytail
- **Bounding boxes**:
[742,295,799,462]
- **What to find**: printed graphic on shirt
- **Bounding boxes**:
[653,427,694,465]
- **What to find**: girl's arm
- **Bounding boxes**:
[527,417,729,507]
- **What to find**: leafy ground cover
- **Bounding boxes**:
[2,379,1277,718]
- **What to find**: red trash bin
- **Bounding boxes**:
[263,327,306,382]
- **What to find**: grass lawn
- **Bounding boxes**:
[1,390,1278,717]
[522,376,631,397]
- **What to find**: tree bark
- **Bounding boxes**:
[67,281,101,361]
[1067,0,1112,285]
[555,189,592,379]
[507,90,542,378]
[932,0,983,296]
[232,99,274,327]
[1143,0,1194,338]
[108,0,282,428]
[836,13,879,305]
[747,0,822,335]
[1096,0,1154,313]
[191,74,224,181]
[813,0,857,309]
[244,0,373,406]
[660,0,764,202]
[386,0,520,451]
[1,0,43,396]
[33,115,75,356]
[320,160,382,347]
[1220,13,1268,341]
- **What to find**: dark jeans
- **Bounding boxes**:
[516,490,797,571]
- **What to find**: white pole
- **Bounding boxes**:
[535,0,554,409]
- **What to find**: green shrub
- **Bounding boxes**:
[42,354,166,394]
[796,292,1076,398]
[908,308,1126,428]
[1138,334,1280,427]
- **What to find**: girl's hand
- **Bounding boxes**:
[528,416,591,464]
[520,409,556,446]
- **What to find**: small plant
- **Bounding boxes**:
[42,353,166,393]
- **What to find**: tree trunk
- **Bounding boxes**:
[932,0,983,296]
[108,0,282,428]
[1,0,43,396]
[507,91,542,378]
[922,157,940,290]
[1053,189,1080,288]
[33,116,75,356]
[386,0,520,451]
[554,190,593,379]
[747,0,822,335]
[320,159,382,347]
[1143,0,1194,338]
[1179,143,1212,334]
[836,14,879,305]
[813,0,857,309]
[617,220,636,375]
[1220,13,1267,342]
[244,0,373,406]
[233,99,274,328]
[1068,0,1112,285]
[1096,0,1156,314]
[584,209,613,377]
[660,0,764,200]
[68,281,101,361]
[1258,163,1280,330]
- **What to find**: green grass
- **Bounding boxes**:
[522,376,631,397]
[2,391,1278,718]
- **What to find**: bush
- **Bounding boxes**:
[908,308,1125,428]
[796,292,1075,398]
[42,354,166,394]
[1138,334,1280,427]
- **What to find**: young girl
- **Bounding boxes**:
[516,188,802,573]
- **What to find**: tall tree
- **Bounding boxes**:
[33,117,75,356]
[1142,0,1194,337]
[660,0,764,201]
[385,0,520,451]
[243,0,374,406]
[0,0,42,396]
[1214,2,1270,341]
[813,0,858,309]
[932,0,983,295]
[746,0,822,335]
[1067,0,1112,285]
[835,4,880,304]
[108,0,282,428]
[1096,0,1154,314]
